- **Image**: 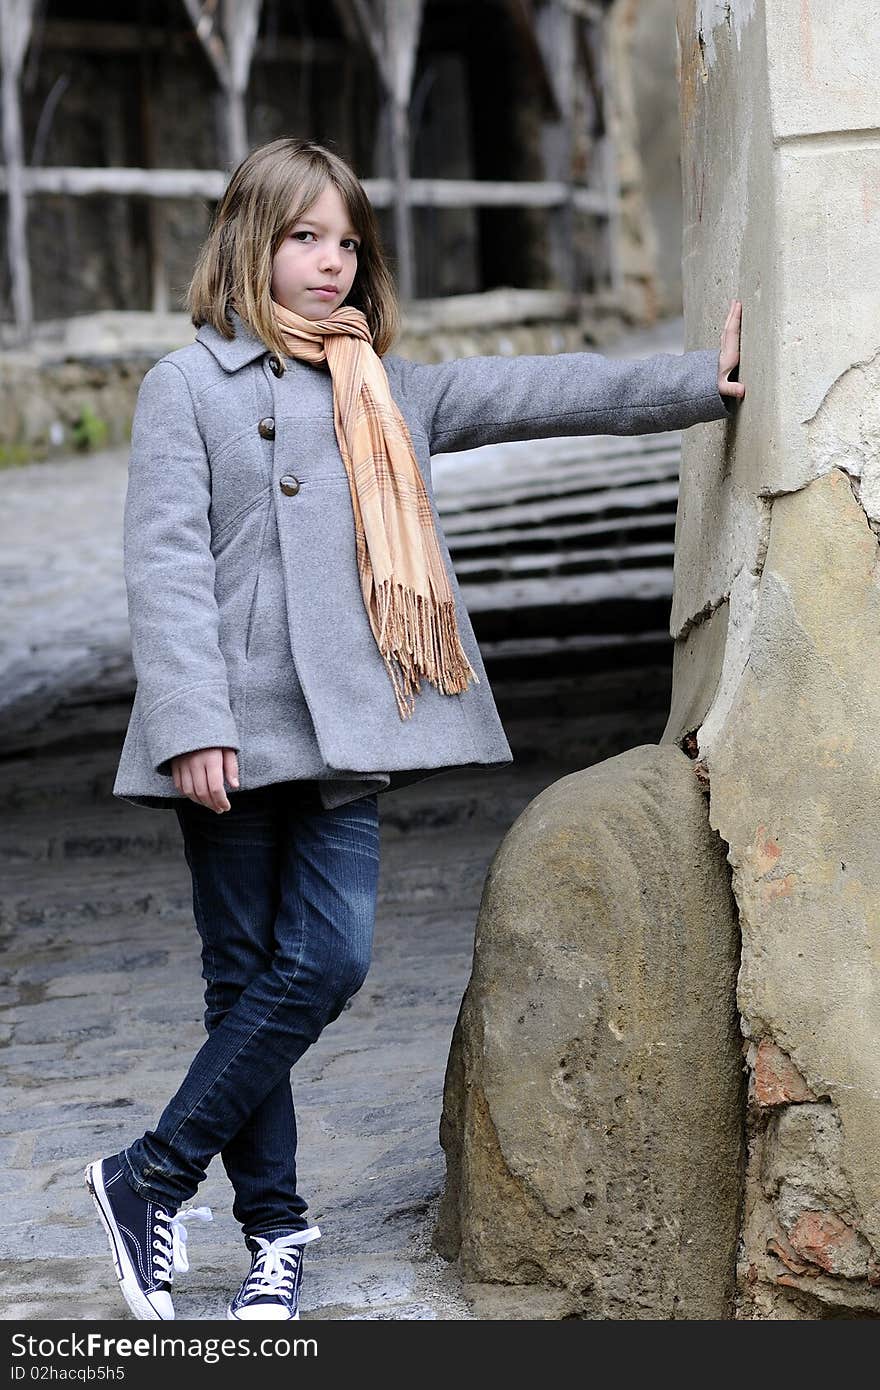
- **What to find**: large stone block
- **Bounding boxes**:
[674,0,880,1317]
[707,470,880,1311]
[435,743,744,1319]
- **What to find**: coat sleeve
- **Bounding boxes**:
[124,360,240,777]
[383,346,735,455]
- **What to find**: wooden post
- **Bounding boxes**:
[389,94,414,301]
[329,0,362,45]
[350,0,423,304]
[587,9,622,297]
[535,0,577,293]
[180,0,262,168]
[221,0,261,167]
[385,1,423,304]
[137,23,168,314]
[0,0,36,336]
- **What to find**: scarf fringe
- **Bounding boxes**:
[375,578,481,721]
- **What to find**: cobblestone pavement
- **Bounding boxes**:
[0,675,675,1321]
[0,317,683,1320]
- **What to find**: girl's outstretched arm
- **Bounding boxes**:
[385,310,741,456]
[123,361,240,778]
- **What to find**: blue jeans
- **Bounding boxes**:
[121,779,380,1238]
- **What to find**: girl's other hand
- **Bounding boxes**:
[172,747,240,812]
[718,298,745,404]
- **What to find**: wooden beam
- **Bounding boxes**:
[502,0,560,119]
[346,1,425,302]
[583,14,622,296]
[558,0,605,21]
[222,0,262,165]
[382,0,424,303]
[535,1,577,292]
[179,0,226,86]
[383,0,422,106]
[179,0,262,166]
[403,286,579,333]
[33,18,355,62]
[0,0,36,336]
[137,22,168,314]
[0,167,229,196]
[349,0,387,84]
[328,0,362,45]
[0,166,613,213]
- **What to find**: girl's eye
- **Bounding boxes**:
[291,230,359,251]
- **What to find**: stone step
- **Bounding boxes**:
[440,477,679,536]
[480,629,673,679]
[0,805,182,865]
[436,448,680,517]
[433,430,681,500]
[465,570,672,638]
[454,538,674,582]
[446,508,675,558]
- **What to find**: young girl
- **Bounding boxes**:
[86,137,744,1322]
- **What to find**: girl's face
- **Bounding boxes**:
[271,183,361,319]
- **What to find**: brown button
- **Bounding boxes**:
[258,416,275,440]
[268,354,284,377]
[279,475,300,496]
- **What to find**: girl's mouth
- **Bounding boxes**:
[310,288,337,299]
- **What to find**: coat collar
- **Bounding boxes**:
[195,309,271,372]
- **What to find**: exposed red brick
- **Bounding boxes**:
[753,1039,816,1106]
[787,1211,866,1278]
[680,732,699,759]
[766,1233,815,1277]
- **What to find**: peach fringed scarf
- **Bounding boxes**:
[269,297,480,720]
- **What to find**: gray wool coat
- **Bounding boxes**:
[112,310,734,812]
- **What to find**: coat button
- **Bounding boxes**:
[279,475,300,496]
[258,416,275,440]
[268,354,284,377]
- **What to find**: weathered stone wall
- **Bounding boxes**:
[668,0,880,1318]
[435,744,744,1319]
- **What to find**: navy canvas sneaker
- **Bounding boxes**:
[226,1227,322,1321]
[85,1153,213,1320]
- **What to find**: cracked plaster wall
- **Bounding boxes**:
[668,0,880,1317]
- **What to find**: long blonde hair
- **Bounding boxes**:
[187,138,401,358]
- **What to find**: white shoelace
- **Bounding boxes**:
[241,1228,321,1302]
[152,1205,213,1283]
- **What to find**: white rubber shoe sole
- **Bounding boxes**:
[84,1160,174,1321]
[226,1305,300,1320]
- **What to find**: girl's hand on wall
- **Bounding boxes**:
[718,299,746,404]
[171,747,240,812]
